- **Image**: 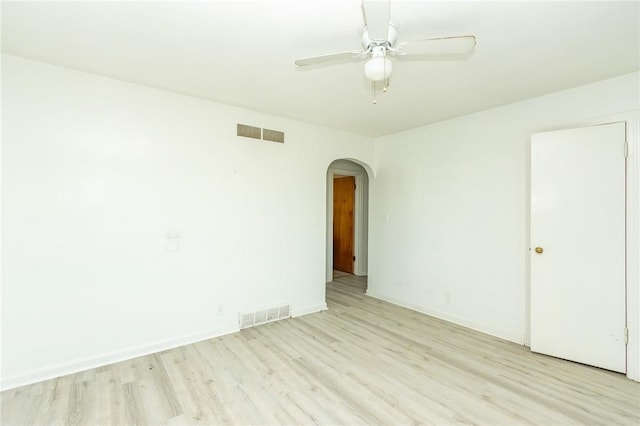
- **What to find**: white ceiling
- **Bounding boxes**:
[2,0,639,137]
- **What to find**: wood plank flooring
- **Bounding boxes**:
[2,274,639,425]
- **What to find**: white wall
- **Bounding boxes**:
[368,73,639,351]
[0,54,374,389]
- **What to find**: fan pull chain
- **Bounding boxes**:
[372,78,390,104]
[372,80,377,104]
[372,79,392,103]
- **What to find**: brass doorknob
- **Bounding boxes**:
[535,247,544,254]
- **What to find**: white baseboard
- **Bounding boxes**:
[0,324,239,391]
[292,302,328,318]
[365,290,525,345]
[2,302,329,391]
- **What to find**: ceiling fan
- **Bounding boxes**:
[294,0,476,103]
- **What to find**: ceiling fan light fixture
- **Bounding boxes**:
[364,56,393,81]
[294,1,478,102]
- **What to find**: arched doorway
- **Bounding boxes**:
[326,159,371,286]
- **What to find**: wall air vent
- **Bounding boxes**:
[237,124,285,143]
[237,123,261,139]
[262,128,285,143]
[239,304,291,329]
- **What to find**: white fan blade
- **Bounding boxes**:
[295,50,364,67]
[362,0,390,42]
[396,35,476,56]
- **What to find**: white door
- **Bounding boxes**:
[530,122,626,373]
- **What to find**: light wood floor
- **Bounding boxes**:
[2,274,639,425]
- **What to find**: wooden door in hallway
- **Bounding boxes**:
[333,176,355,273]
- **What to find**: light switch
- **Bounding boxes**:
[166,233,181,252]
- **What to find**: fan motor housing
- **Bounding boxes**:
[362,23,397,51]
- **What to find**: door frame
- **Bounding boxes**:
[326,165,368,282]
[526,111,640,381]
